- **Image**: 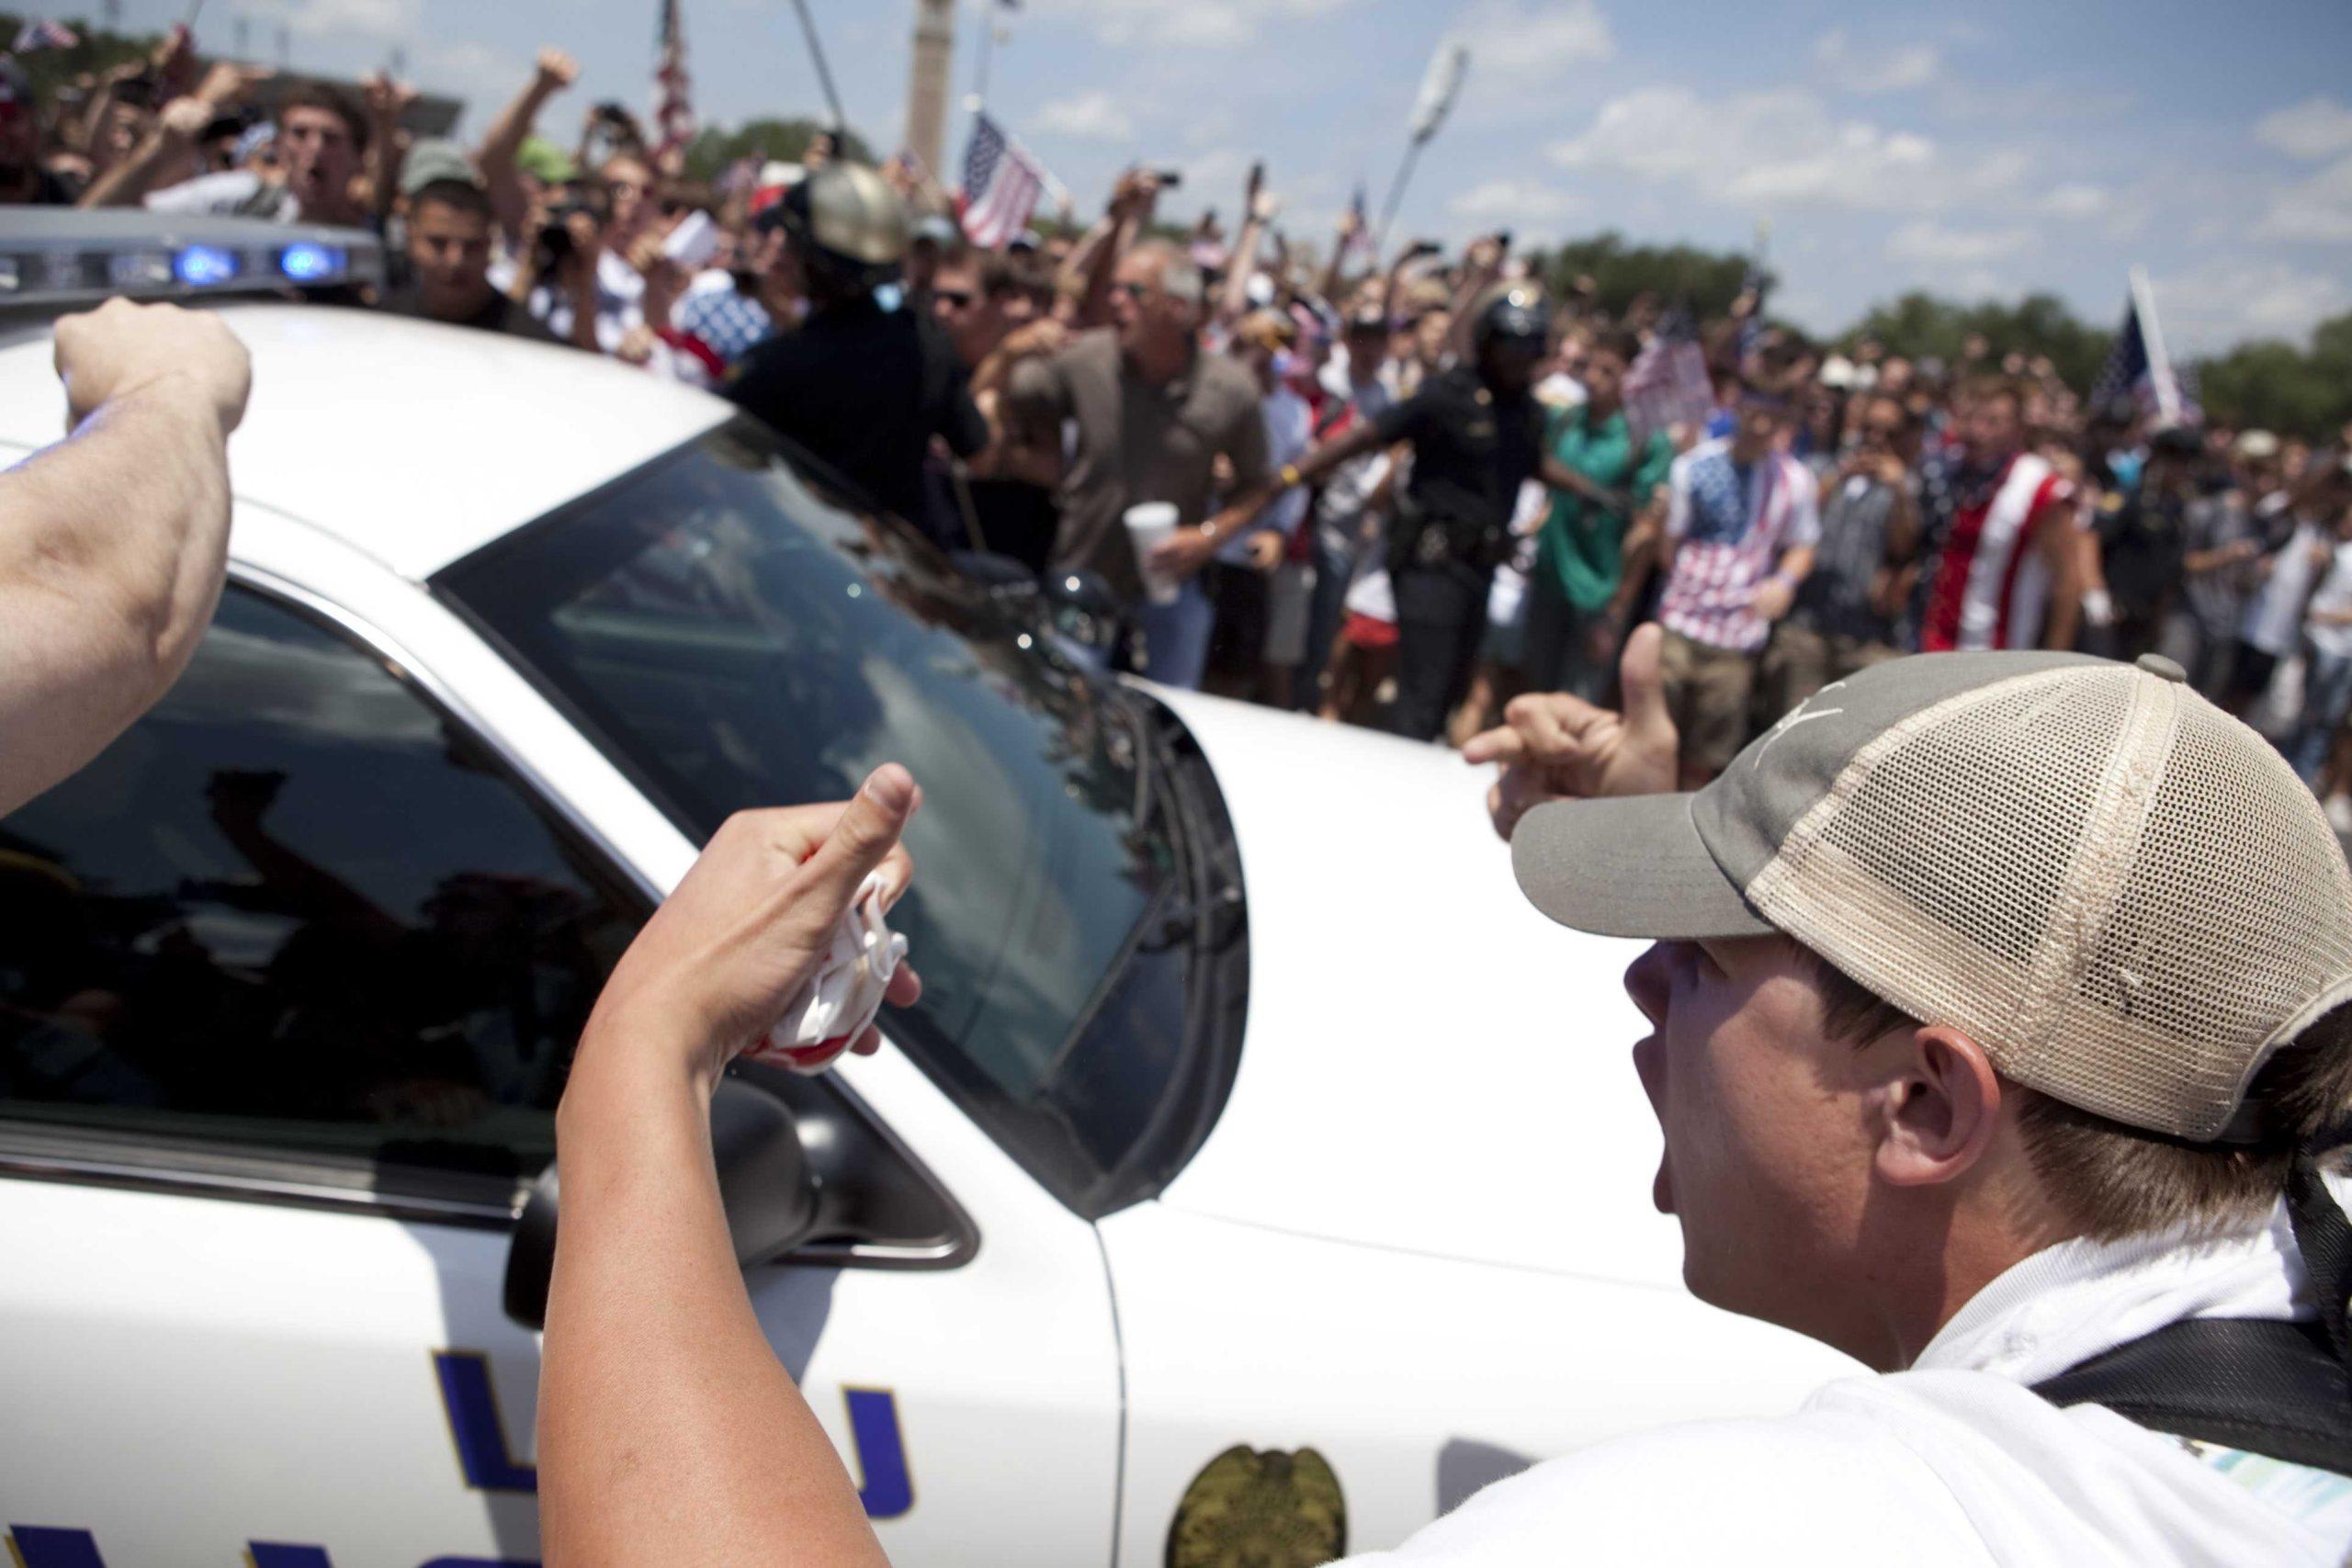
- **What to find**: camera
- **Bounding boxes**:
[533,198,602,274]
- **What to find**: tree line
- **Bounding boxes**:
[1526,231,2346,440]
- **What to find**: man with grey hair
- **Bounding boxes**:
[1008,237,1268,688]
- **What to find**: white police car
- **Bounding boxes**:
[0,220,1853,1567]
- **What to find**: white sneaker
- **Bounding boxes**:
[2325,794,2352,836]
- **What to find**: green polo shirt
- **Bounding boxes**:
[1535,403,1676,614]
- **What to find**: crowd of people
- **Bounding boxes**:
[13,21,2352,1565]
[8,33,2352,818]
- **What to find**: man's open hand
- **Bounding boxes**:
[580,766,924,1092]
[1464,623,1679,839]
[53,299,251,439]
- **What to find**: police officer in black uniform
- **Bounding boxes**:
[2086,423,2204,660]
[1199,284,1628,739]
[726,163,987,536]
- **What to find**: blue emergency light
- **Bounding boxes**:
[1,213,386,310]
[277,242,344,283]
[172,244,240,288]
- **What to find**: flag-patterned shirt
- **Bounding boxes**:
[1659,437,1821,652]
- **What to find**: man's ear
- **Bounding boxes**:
[1871,1025,2004,1189]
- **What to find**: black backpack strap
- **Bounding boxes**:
[2031,1149,2352,1474]
[2286,1146,2352,1382]
[2031,1316,2352,1474]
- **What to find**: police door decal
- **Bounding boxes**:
[434,1352,538,1493]
[434,1350,914,1517]
[842,1388,913,1519]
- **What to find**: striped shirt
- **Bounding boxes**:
[1660,438,1821,652]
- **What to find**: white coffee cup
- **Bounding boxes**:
[1124,501,1183,605]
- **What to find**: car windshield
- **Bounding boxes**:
[437,419,1193,1212]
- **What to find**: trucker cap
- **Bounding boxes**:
[1512,649,2352,1143]
[399,138,481,197]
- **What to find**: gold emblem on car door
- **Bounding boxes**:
[1165,1445,1346,1567]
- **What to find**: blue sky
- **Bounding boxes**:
[102,0,2352,354]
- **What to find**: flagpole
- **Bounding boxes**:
[787,0,848,135]
[2130,265,2181,427]
[1373,138,1423,259]
[974,5,1000,109]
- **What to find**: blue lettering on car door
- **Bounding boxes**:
[843,1388,912,1518]
[433,1350,912,1518]
[6,1526,105,1568]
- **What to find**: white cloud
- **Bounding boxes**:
[1884,220,2031,265]
[2037,183,2109,219]
[2160,259,2352,355]
[2256,97,2352,162]
[1454,0,1615,89]
[1450,178,1580,226]
[1550,87,2019,214]
[1034,90,1136,142]
[2255,153,2352,243]
[423,40,523,104]
[1026,0,1353,48]
[1813,28,1939,95]
[244,0,421,40]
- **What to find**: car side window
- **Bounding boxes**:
[0,586,642,1194]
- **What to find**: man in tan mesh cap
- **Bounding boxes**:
[529,633,2352,1562]
[1406,625,2352,1564]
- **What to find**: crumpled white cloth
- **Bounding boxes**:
[741,874,909,1076]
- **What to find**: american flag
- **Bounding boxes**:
[13,17,82,51]
[2090,275,2199,426]
[959,112,1048,249]
[1623,334,1715,446]
[652,0,695,159]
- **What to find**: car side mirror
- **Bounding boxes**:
[503,1077,841,1331]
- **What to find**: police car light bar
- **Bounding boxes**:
[0,210,386,310]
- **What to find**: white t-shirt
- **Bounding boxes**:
[2245,517,2328,656]
[2303,539,2352,662]
[1343,1184,2352,1566]
[145,169,298,220]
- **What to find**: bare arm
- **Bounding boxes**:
[2040,511,2086,651]
[1377,245,1423,325]
[361,73,418,224]
[1609,502,1664,623]
[72,68,138,170]
[1317,207,1360,304]
[0,301,250,817]
[1538,453,1628,516]
[1051,216,1115,329]
[1148,412,1394,582]
[540,773,922,1568]
[77,94,207,209]
[1441,236,1506,363]
[479,50,578,249]
[1060,170,1157,331]
[1218,166,1275,326]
